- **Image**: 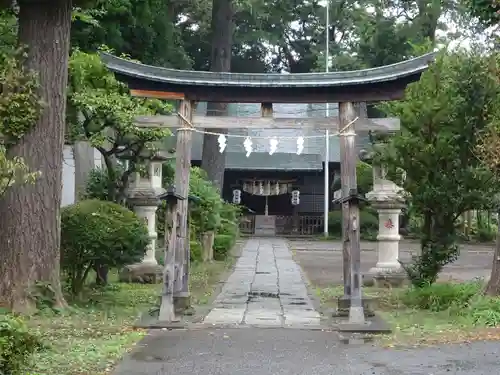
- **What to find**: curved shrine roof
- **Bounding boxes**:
[101,52,436,103]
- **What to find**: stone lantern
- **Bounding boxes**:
[119,150,169,283]
[362,147,407,287]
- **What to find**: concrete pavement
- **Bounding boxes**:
[113,328,499,375]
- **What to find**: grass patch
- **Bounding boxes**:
[26,279,159,375]
[315,281,500,345]
[190,252,239,305]
[20,253,239,375]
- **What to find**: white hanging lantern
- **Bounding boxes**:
[232,189,241,204]
[291,190,300,205]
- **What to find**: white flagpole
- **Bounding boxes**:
[323,0,330,237]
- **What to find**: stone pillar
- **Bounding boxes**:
[365,165,406,287]
[119,154,167,283]
[133,205,160,265]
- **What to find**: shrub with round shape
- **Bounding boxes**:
[61,199,150,295]
[328,208,379,236]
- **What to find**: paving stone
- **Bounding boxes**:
[203,308,245,325]
[202,238,321,328]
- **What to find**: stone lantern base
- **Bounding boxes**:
[119,263,163,284]
[365,182,407,288]
[120,184,165,284]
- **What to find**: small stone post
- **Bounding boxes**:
[365,164,406,287]
[119,152,168,283]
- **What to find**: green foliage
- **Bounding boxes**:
[218,202,242,237]
[71,0,192,69]
[213,202,241,259]
[157,164,240,262]
[464,0,499,27]
[0,49,42,147]
[0,314,42,375]
[60,199,149,295]
[475,226,497,242]
[399,282,500,327]
[356,161,373,196]
[328,209,378,239]
[332,161,373,197]
[0,146,39,196]
[401,282,481,311]
[189,167,223,233]
[377,50,500,287]
[213,234,236,260]
[0,48,42,195]
[81,166,125,201]
[158,166,240,263]
[68,49,173,202]
[190,240,203,263]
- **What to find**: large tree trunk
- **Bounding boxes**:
[201,0,233,193]
[0,0,72,312]
[485,215,500,295]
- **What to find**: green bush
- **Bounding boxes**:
[332,161,373,196]
[213,234,235,260]
[356,161,373,195]
[467,297,500,326]
[328,209,378,237]
[0,314,42,375]
[399,282,481,312]
[189,167,223,233]
[190,240,202,262]
[61,199,150,295]
[398,281,500,327]
[158,167,240,263]
[218,202,241,236]
[157,166,240,262]
[81,166,125,201]
[475,227,496,242]
[158,167,224,240]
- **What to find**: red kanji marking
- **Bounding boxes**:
[385,219,394,229]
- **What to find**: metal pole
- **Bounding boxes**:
[323,0,330,237]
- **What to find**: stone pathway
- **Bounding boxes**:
[203,238,321,328]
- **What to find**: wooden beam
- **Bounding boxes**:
[339,101,364,322]
[173,99,193,310]
[135,115,400,132]
[261,102,273,117]
[130,89,185,100]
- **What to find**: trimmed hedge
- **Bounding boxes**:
[61,199,149,294]
[328,208,378,237]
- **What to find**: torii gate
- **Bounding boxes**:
[102,52,435,327]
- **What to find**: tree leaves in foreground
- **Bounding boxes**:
[377,50,500,287]
[464,0,499,27]
[0,49,42,196]
[68,50,173,204]
[473,52,500,295]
